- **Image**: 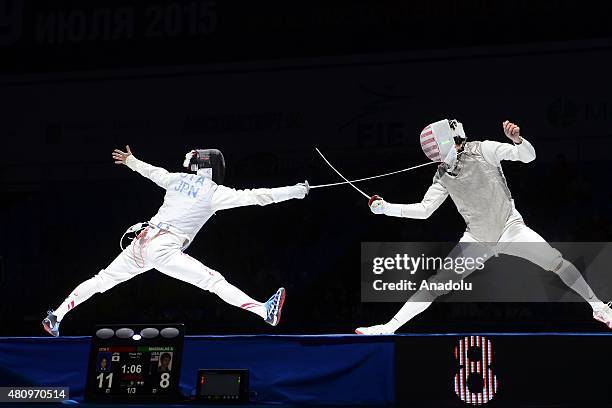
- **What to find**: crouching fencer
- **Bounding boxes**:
[356,120,612,335]
[43,146,308,336]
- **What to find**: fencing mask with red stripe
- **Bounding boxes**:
[420,119,466,169]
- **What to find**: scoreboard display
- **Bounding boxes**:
[85,324,184,402]
[395,334,612,405]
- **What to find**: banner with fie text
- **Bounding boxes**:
[361,242,612,303]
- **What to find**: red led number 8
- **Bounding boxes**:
[454,336,498,405]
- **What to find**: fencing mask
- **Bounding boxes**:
[420,119,466,169]
[183,149,226,184]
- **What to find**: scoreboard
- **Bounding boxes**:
[85,324,184,402]
[395,334,612,405]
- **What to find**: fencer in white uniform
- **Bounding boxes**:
[43,147,308,336]
[356,120,612,335]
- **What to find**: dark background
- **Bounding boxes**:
[1,0,611,336]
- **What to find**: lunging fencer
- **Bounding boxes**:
[355,119,612,334]
[43,147,308,336]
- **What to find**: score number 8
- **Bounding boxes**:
[454,336,498,405]
[160,373,170,389]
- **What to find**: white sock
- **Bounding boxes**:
[54,276,102,322]
[210,279,266,319]
[385,301,432,332]
[555,260,601,310]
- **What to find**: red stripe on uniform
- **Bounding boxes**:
[420,137,436,146]
[240,303,260,309]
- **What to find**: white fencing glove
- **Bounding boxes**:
[272,181,309,202]
[368,195,386,214]
[368,194,403,217]
[293,180,310,199]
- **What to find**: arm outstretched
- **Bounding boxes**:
[211,182,308,211]
[112,145,174,189]
[370,181,448,219]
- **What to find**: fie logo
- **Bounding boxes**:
[0,0,23,46]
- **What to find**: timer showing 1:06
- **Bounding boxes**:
[122,364,143,374]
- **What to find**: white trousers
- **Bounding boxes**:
[54,227,266,320]
[460,210,562,270]
[386,210,599,331]
[409,210,563,302]
[96,227,225,293]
